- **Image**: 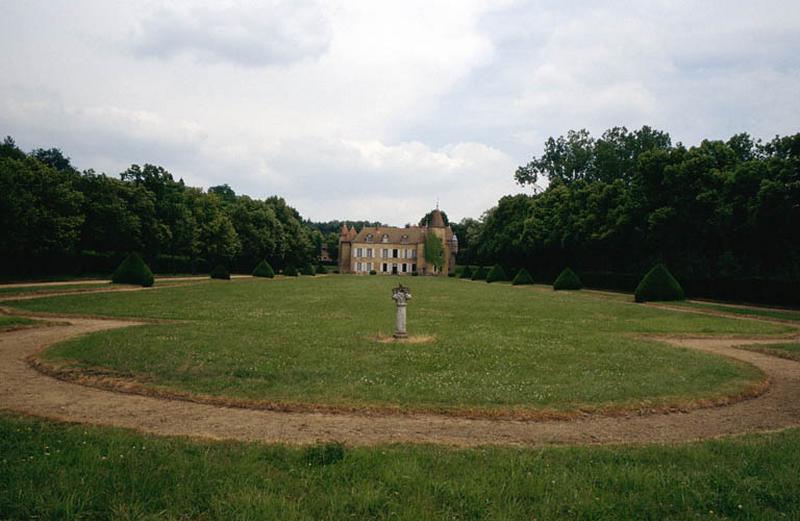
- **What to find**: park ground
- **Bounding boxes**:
[1,274,799,519]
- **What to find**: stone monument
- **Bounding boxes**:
[391,284,412,338]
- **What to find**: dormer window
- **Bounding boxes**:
[366,234,373,243]
[381,234,389,243]
[400,234,409,244]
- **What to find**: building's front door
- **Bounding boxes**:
[392,264,398,275]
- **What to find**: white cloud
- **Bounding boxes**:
[1,0,798,223]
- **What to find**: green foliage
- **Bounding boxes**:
[553,267,583,290]
[635,264,685,303]
[419,209,449,227]
[301,263,316,276]
[111,253,154,287]
[315,265,326,275]
[511,268,534,285]
[369,270,377,275]
[485,264,507,283]
[460,265,473,279]
[304,442,346,467]
[283,265,298,277]
[424,232,444,271]
[252,260,275,278]
[471,266,487,280]
[210,265,230,280]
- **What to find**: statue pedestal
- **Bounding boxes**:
[392,284,412,339]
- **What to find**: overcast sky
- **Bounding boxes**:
[2,1,799,224]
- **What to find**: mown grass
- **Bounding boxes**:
[8,276,788,415]
[0,315,35,331]
[673,301,800,322]
[741,343,800,362]
[0,279,199,298]
[1,413,799,520]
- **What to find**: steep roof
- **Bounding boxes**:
[353,226,426,244]
[429,208,446,228]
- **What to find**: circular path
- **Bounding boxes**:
[1,311,799,447]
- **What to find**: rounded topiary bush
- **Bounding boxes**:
[485,264,507,283]
[315,265,326,275]
[111,253,154,287]
[634,263,685,303]
[553,267,582,290]
[459,265,473,279]
[471,266,487,281]
[301,263,316,276]
[252,259,275,278]
[210,264,230,280]
[283,265,299,277]
[511,268,534,286]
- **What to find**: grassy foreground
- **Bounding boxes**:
[9,276,787,415]
[674,301,800,323]
[1,413,798,520]
[0,315,35,331]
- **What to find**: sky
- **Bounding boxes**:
[1,0,799,225]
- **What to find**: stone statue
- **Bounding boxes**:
[392,284,412,338]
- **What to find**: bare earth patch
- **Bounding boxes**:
[371,333,436,344]
[1,308,799,447]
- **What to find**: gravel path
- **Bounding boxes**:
[1,312,799,447]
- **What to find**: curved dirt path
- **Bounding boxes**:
[1,314,800,447]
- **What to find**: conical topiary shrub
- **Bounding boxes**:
[459,265,473,279]
[553,267,582,290]
[301,263,316,276]
[283,265,299,277]
[471,266,487,281]
[634,263,685,303]
[252,259,275,278]
[511,268,534,285]
[485,264,507,283]
[111,253,154,287]
[210,264,230,280]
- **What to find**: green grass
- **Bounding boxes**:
[673,301,800,322]
[1,413,799,520]
[0,279,203,298]
[7,277,788,415]
[0,315,36,331]
[741,343,800,362]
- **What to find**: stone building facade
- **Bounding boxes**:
[338,208,458,276]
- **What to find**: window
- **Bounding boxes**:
[402,263,407,273]
[366,234,373,243]
[382,263,388,272]
[411,249,417,259]
[356,248,363,257]
[382,249,388,258]
[356,262,362,272]
[400,234,409,244]
[392,249,398,258]
[368,262,373,272]
[412,263,417,272]
[367,248,373,258]
[382,234,389,243]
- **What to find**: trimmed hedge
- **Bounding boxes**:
[111,253,154,287]
[301,263,316,276]
[486,264,507,283]
[511,268,534,285]
[553,267,583,290]
[460,265,473,279]
[471,266,487,281]
[283,265,299,277]
[315,265,326,275]
[635,263,685,303]
[252,260,275,278]
[210,264,230,280]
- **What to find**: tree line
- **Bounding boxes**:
[454,127,800,304]
[0,137,321,278]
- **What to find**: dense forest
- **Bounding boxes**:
[0,137,322,278]
[455,127,800,304]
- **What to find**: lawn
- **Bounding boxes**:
[673,301,800,322]
[0,315,36,331]
[7,276,789,416]
[740,343,800,362]
[1,413,798,520]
